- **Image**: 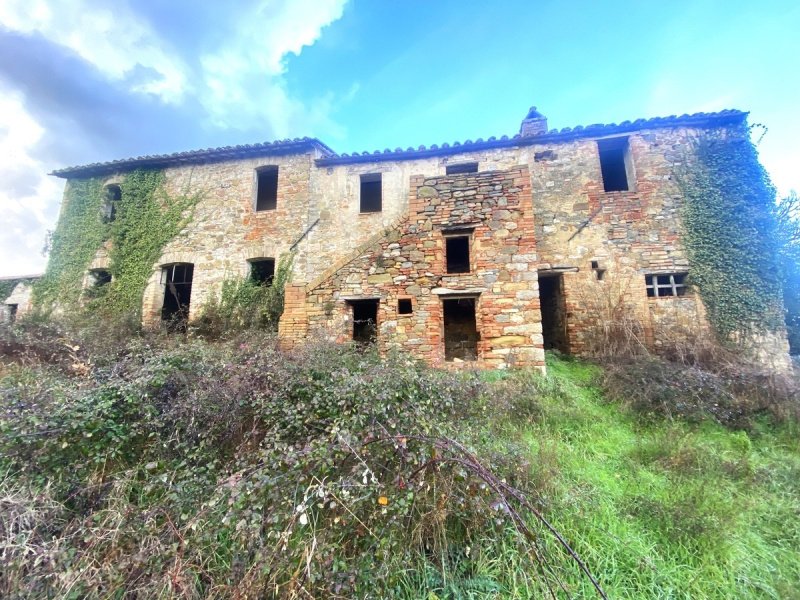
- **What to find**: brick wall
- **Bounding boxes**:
[283,166,545,370]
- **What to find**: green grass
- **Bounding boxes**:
[2,323,798,599]
[491,355,800,599]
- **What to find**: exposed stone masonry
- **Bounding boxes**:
[281,166,544,369]
[43,107,792,371]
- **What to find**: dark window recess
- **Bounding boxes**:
[446,162,478,174]
[590,261,605,281]
[443,297,479,362]
[161,263,194,331]
[446,235,470,273]
[351,299,379,344]
[256,167,278,211]
[6,304,18,323]
[534,150,556,162]
[645,273,687,298]
[598,138,630,192]
[360,173,382,213]
[398,299,413,314]
[538,275,569,353]
[90,269,112,286]
[103,184,121,223]
[249,258,275,285]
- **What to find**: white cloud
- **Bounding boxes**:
[200,0,348,133]
[0,90,62,276]
[0,0,189,102]
[0,0,351,276]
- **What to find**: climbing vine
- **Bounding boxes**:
[102,170,200,315]
[34,170,200,317]
[34,178,109,309]
[197,253,294,334]
[679,130,784,343]
[0,277,36,302]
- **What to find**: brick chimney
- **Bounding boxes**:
[519,106,548,137]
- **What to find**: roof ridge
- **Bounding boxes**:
[316,109,747,165]
[50,108,747,178]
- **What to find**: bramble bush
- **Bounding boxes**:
[2,322,591,598]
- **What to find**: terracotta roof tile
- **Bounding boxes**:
[51,137,336,178]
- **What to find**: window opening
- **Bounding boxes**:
[538,274,569,352]
[360,173,382,213]
[445,235,471,274]
[103,184,121,223]
[590,261,605,281]
[443,297,479,361]
[398,298,413,315]
[350,299,379,344]
[249,258,275,285]
[645,273,687,298]
[598,137,631,192]
[446,162,478,175]
[86,269,112,298]
[89,269,112,287]
[6,304,18,323]
[256,167,278,211]
[161,263,194,330]
[534,150,556,162]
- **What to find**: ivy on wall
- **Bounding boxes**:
[0,278,37,302]
[197,253,294,334]
[680,130,784,342]
[34,178,109,309]
[102,170,199,315]
[34,170,200,317]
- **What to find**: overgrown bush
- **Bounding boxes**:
[602,357,800,429]
[196,254,293,336]
[2,324,601,598]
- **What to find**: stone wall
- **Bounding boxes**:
[56,118,790,370]
[134,151,318,325]
[281,166,545,370]
[2,281,36,322]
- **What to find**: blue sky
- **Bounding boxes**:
[1,0,798,276]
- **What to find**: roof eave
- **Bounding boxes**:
[50,138,335,179]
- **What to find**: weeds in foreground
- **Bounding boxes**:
[1,321,799,598]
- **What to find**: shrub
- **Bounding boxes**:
[602,357,800,429]
[3,329,595,598]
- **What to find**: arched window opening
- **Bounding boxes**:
[103,184,122,223]
[160,263,194,331]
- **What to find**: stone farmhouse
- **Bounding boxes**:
[36,106,789,371]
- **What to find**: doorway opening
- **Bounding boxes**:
[538,274,568,352]
[161,263,194,331]
[443,296,479,362]
[350,299,379,344]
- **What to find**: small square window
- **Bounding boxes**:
[89,269,112,287]
[249,258,275,285]
[398,299,413,314]
[256,167,278,211]
[645,273,687,298]
[446,162,478,175]
[360,173,382,213]
[445,235,471,274]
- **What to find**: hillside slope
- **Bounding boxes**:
[1,323,798,598]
